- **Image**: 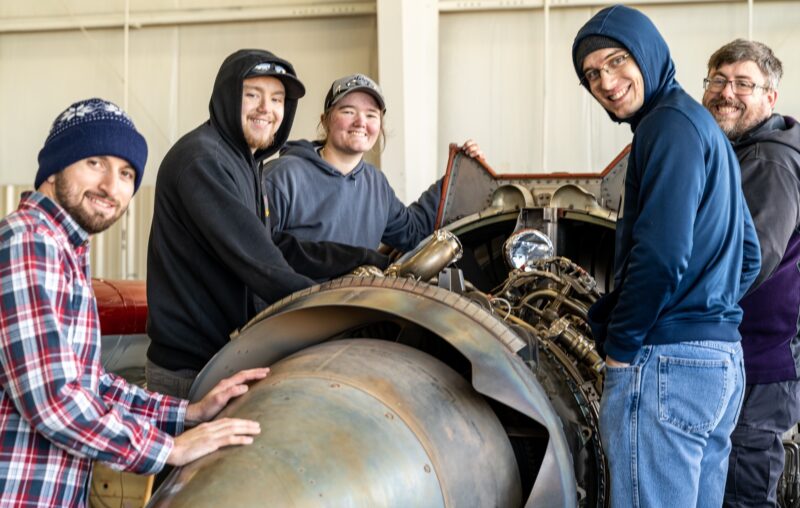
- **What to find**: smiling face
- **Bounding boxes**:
[241,76,285,153]
[42,156,135,234]
[583,48,645,120]
[702,60,777,139]
[322,91,382,157]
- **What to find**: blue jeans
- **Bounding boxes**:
[600,341,745,507]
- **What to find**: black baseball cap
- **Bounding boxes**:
[245,61,306,99]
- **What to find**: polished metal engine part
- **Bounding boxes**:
[489,257,605,375]
[149,339,521,507]
[503,228,555,271]
[385,229,463,280]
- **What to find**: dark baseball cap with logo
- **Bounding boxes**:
[245,60,306,99]
[324,74,386,113]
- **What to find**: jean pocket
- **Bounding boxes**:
[658,355,729,434]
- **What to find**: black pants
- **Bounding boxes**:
[724,380,800,507]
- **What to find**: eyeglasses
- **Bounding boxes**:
[581,53,631,86]
[702,77,769,96]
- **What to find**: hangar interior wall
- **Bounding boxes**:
[0,0,797,278]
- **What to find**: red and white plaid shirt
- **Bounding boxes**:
[0,192,187,507]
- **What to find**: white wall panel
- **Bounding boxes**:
[173,16,378,151]
[1,0,799,279]
[0,0,373,18]
[0,28,128,185]
[439,10,544,174]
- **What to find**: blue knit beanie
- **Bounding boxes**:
[36,98,148,193]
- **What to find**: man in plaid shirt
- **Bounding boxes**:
[0,98,268,507]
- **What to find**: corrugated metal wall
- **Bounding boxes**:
[0,185,154,280]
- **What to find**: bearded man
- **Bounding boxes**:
[702,39,800,508]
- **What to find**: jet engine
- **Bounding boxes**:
[146,147,628,507]
[90,145,799,507]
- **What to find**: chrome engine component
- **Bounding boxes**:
[384,229,463,280]
[149,339,521,507]
[487,257,604,375]
[503,228,555,271]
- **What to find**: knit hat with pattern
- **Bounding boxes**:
[36,98,148,192]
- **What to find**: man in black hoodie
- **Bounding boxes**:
[146,49,388,398]
[702,39,800,508]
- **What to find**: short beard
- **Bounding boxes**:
[704,97,754,140]
[54,173,124,234]
[244,129,275,153]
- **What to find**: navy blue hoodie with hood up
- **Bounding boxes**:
[574,5,761,363]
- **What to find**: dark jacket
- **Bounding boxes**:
[263,139,441,252]
[735,114,800,383]
[146,50,387,371]
[574,5,761,363]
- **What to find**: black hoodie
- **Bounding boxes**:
[146,49,388,371]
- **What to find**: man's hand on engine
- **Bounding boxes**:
[184,367,270,426]
[167,417,261,466]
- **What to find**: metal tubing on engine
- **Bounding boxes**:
[385,230,463,280]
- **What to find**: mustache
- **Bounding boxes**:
[85,191,120,208]
[708,97,744,110]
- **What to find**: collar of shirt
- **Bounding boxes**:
[18,191,90,249]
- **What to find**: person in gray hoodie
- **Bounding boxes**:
[701,39,800,508]
[262,73,482,252]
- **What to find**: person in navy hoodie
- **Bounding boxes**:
[701,39,800,507]
[574,5,761,506]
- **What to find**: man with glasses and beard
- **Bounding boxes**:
[702,39,800,507]
[573,5,761,506]
[0,98,269,507]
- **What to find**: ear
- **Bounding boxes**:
[319,113,331,135]
[766,88,778,110]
